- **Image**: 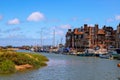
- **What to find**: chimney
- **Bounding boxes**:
[84,24,88,31]
[68,29,72,32]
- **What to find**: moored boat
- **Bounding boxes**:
[116,48,120,54]
[99,54,111,59]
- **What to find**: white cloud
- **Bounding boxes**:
[48,24,71,39]
[60,24,71,29]
[49,28,64,36]
[7,18,20,25]
[115,15,120,20]
[27,12,45,22]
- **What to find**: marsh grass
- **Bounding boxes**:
[0,60,15,74]
[0,49,49,73]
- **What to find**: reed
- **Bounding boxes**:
[0,49,48,73]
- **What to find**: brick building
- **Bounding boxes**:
[65,24,118,51]
[116,24,120,48]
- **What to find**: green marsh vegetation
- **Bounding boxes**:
[0,49,49,74]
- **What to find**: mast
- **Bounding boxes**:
[61,37,63,44]
[53,29,55,47]
[40,28,42,47]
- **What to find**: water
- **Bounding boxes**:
[0,53,120,80]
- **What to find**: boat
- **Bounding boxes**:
[96,49,108,54]
[99,54,111,59]
[84,49,95,54]
[116,48,120,54]
[84,49,95,56]
[109,50,118,55]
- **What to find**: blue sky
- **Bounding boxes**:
[0,0,120,46]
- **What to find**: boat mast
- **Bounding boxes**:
[53,29,55,47]
[40,28,42,47]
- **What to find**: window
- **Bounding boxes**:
[107,32,111,35]
[78,28,81,32]
[92,29,94,33]
[81,35,83,38]
[74,35,76,39]
[79,35,81,39]
[67,36,70,40]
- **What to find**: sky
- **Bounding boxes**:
[0,0,120,46]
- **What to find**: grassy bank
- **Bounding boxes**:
[0,49,49,74]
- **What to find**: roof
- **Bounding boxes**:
[74,29,83,35]
[97,29,105,35]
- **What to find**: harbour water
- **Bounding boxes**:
[0,52,120,80]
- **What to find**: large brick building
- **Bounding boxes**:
[116,24,120,48]
[65,24,120,51]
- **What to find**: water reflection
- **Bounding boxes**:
[0,53,120,80]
